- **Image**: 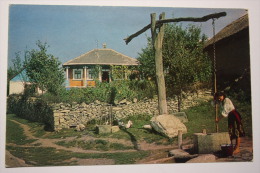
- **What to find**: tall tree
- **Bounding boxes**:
[25,41,65,95]
[138,24,212,111]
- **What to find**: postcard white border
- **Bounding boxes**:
[1,0,259,173]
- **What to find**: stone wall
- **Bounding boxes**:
[52,90,212,131]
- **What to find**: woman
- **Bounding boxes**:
[215,92,245,154]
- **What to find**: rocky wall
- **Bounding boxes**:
[51,90,212,131]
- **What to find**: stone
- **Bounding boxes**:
[54,112,62,117]
[96,125,111,134]
[95,100,101,104]
[119,99,127,105]
[143,125,152,129]
[193,132,231,154]
[111,126,120,133]
[168,149,198,162]
[133,98,138,103]
[54,118,60,126]
[172,112,188,123]
[186,154,216,163]
[169,149,190,157]
[61,110,70,113]
[113,107,123,111]
[59,117,65,123]
[76,124,86,131]
[150,114,187,138]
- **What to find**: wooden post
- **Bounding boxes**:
[150,12,168,115]
[84,66,87,87]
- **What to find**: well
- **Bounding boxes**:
[193,132,231,154]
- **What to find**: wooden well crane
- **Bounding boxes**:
[124,12,226,132]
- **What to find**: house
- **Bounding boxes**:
[9,81,43,95]
[63,44,139,88]
[204,13,250,93]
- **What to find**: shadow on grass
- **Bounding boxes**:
[121,128,141,150]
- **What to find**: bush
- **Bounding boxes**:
[40,80,157,104]
[7,94,54,130]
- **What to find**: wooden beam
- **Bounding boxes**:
[151,12,168,115]
[124,12,226,44]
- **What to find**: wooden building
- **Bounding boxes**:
[63,45,139,88]
[204,13,250,92]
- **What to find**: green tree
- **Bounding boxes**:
[137,37,156,81]
[138,24,212,111]
[25,41,65,95]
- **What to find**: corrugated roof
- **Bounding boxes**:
[63,48,139,66]
[205,13,249,47]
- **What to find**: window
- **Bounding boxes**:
[87,69,95,80]
[73,69,83,80]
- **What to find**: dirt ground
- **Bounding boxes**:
[5,119,253,167]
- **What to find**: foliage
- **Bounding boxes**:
[25,41,65,95]
[40,80,156,104]
[137,24,212,111]
[7,94,54,130]
[163,24,211,90]
[7,52,28,82]
[137,37,156,81]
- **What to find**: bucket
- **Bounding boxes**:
[221,144,234,156]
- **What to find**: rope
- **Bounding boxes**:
[212,18,217,93]
[212,18,219,133]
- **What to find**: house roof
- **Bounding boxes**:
[63,48,139,66]
[205,13,249,47]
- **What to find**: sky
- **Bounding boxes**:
[7,5,247,67]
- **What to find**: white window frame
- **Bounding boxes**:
[87,69,94,80]
[73,69,83,80]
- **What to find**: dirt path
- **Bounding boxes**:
[6,119,181,167]
[8,119,177,153]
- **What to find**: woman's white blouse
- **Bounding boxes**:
[220,98,235,117]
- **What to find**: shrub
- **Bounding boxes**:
[39,80,156,104]
[7,94,54,130]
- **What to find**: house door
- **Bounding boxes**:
[102,71,109,83]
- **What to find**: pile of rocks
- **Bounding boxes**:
[51,89,212,131]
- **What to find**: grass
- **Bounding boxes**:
[6,115,37,145]
[6,145,149,166]
[183,100,252,138]
[7,114,47,138]
[55,139,134,151]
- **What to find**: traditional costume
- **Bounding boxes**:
[219,97,245,139]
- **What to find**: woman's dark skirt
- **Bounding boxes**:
[228,110,245,139]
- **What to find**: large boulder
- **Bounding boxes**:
[150,114,187,138]
[172,112,188,123]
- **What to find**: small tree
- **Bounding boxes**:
[163,24,212,111]
[25,41,65,95]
